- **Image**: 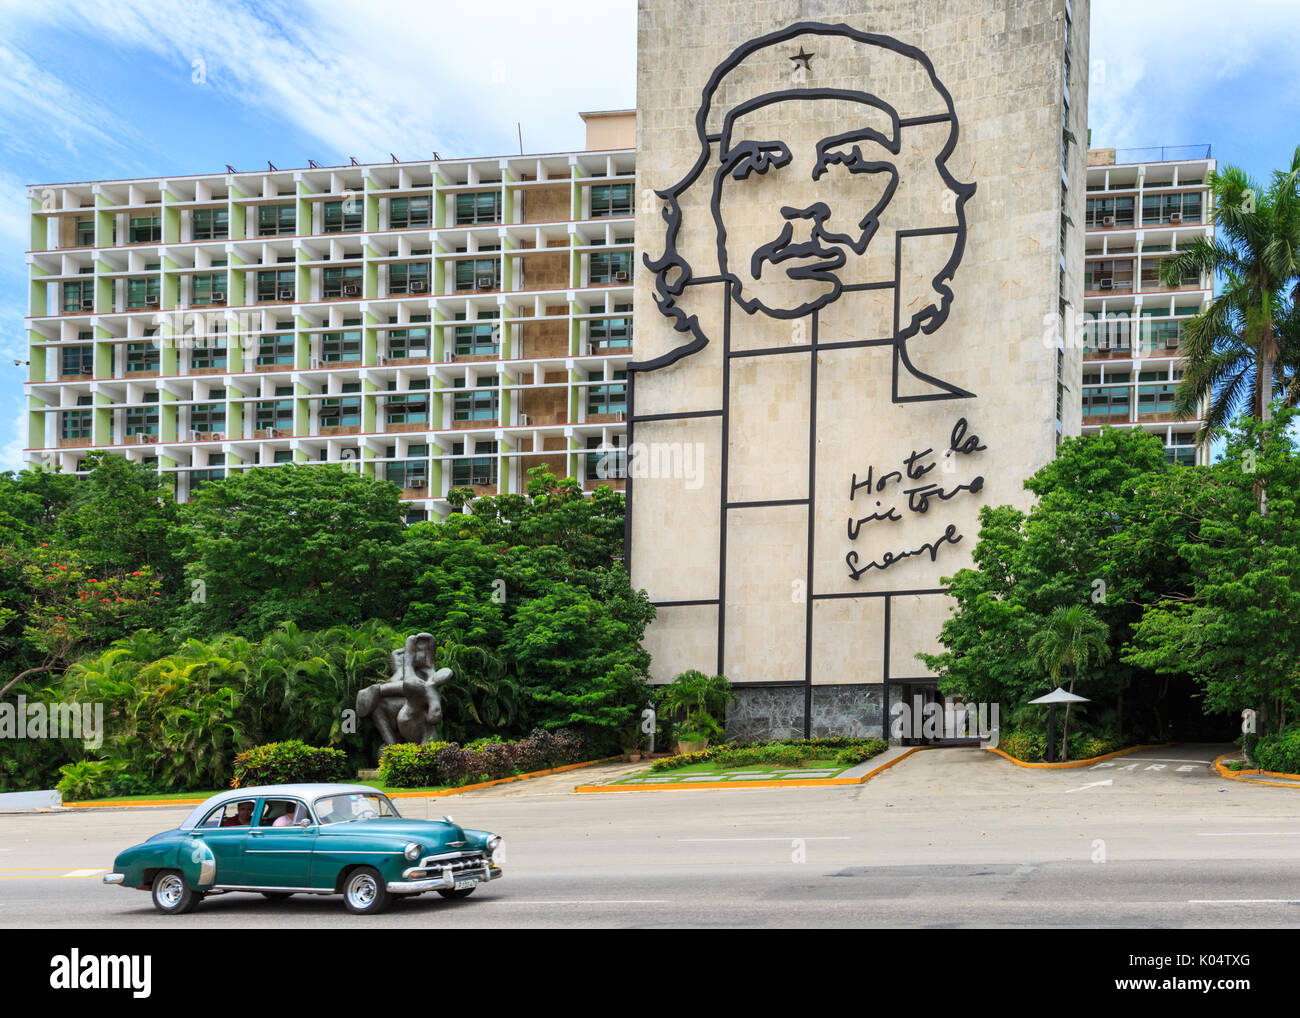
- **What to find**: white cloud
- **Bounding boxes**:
[1088,0,1300,153]
[0,392,28,474]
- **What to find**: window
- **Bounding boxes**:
[193,208,229,240]
[451,440,497,486]
[389,261,430,295]
[257,269,295,302]
[454,257,499,292]
[189,465,226,494]
[1141,192,1202,226]
[454,312,497,356]
[590,251,631,285]
[452,374,498,422]
[386,380,429,425]
[589,315,632,349]
[190,401,226,434]
[323,264,363,298]
[323,200,362,233]
[191,272,227,305]
[1137,384,1176,416]
[1084,196,1134,228]
[455,192,502,225]
[1081,386,1130,418]
[385,454,428,488]
[387,316,431,359]
[191,336,228,370]
[126,341,160,373]
[590,183,632,218]
[389,197,431,229]
[258,204,296,236]
[125,393,159,436]
[320,383,362,428]
[586,434,626,479]
[61,407,92,440]
[587,370,627,415]
[63,280,94,313]
[256,386,295,430]
[272,450,293,464]
[129,216,161,244]
[61,345,94,376]
[75,218,95,247]
[257,334,296,366]
[126,276,160,309]
[320,328,362,363]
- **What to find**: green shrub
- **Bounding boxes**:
[1254,728,1300,774]
[1074,735,1122,759]
[834,740,888,766]
[231,740,350,788]
[379,729,592,788]
[378,742,448,787]
[57,760,119,801]
[997,727,1046,762]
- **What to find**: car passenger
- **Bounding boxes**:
[221,801,255,827]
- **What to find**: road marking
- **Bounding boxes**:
[61,868,108,877]
[678,837,851,842]
[1065,780,1113,793]
[1134,758,1214,765]
[480,899,671,905]
[1196,832,1293,837]
[1144,764,1166,771]
[1188,899,1300,904]
[1176,765,1199,772]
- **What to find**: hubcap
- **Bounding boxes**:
[157,874,184,907]
[348,873,377,908]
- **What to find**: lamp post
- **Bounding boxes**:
[1028,687,1090,763]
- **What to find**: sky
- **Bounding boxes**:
[2,0,1298,472]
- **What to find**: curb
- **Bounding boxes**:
[572,745,931,793]
[62,756,618,809]
[984,742,1173,770]
[1212,753,1300,788]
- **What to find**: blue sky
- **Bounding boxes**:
[2,0,1298,471]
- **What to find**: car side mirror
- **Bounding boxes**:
[298,818,311,828]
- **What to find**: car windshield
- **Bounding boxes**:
[313,792,402,825]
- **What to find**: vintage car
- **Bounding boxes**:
[102,783,503,915]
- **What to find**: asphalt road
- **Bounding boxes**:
[3,743,1299,928]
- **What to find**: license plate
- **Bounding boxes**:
[453,879,478,891]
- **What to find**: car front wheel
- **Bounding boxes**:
[342,867,390,915]
[152,870,201,915]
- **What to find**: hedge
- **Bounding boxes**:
[231,740,351,787]
[379,727,591,788]
[649,737,886,772]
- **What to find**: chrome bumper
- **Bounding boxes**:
[387,858,502,894]
[103,873,125,885]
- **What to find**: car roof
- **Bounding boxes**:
[178,784,384,830]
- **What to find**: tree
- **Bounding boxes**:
[1027,605,1111,760]
[659,669,734,741]
[1160,147,1300,441]
[173,464,411,638]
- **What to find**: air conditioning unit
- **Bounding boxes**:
[343,284,361,297]
[145,294,160,307]
[191,431,206,442]
[1102,215,1116,227]
[1166,334,1180,349]
[265,427,279,438]
[409,280,428,294]
[443,351,455,362]
[80,299,94,311]
[134,432,149,444]
[1168,212,1183,224]
[519,413,531,426]
[476,275,495,290]
[310,357,323,369]
[277,288,294,300]
[210,293,226,303]
[209,432,225,441]
[1099,278,1113,289]
[613,270,629,282]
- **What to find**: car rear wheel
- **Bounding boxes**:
[152,870,201,915]
[437,885,477,900]
[342,867,390,915]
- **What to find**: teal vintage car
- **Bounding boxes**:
[102,783,503,915]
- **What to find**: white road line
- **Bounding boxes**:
[678,837,851,842]
[480,899,671,905]
[1188,899,1300,904]
[1132,758,1214,765]
[61,868,108,877]
[1065,780,1113,793]
[1196,833,1293,837]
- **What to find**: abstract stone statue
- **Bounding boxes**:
[355,633,453,745]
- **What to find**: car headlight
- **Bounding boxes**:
[485,835,502,857]
[404,842,422,862]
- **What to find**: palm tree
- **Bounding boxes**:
[1160,147,1300,443]
[1027,606,1110,762]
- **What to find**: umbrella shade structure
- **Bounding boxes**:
[1029,687,1091,762]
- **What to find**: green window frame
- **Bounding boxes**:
[589,315,632,349]
[389,261,430,295]
[258,204,297,236]
[257,335,296,366]
[590,183,632,218]
[323,200,362,233]
[191,272,227,305]
[256,269,295,302]
[61,408,92,440]
[385,380,429,425]
[389,197,431,229]
[387,321,431,359]
[191,337,228,370]
[126,276,160,309]
[319,383,362,428]
[63,280,94,313]
[454,312,497,356]
[454,192,502,225]
[125,394,160,436]
[129,216,161,244]
[255,386,295,430]
[61,345,94,376]
[320,329,362,363]
[453,257,499,292]
[585,434,626,479]
[75,218,95,247]
[323,265,363,298]
[190,402,227,434]
[193,208,229,240]
[452,375,499,422]
[126,342,160,373]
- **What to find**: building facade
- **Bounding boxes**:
[24,113,636,515]
[1081,145,1216,465]
[630,0,1089,740]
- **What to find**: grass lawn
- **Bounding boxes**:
[615,757,855,784]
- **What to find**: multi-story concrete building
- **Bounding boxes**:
[1081,145,1216,465]
[24,111,636,518]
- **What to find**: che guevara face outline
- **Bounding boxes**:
[711,90,902,319]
